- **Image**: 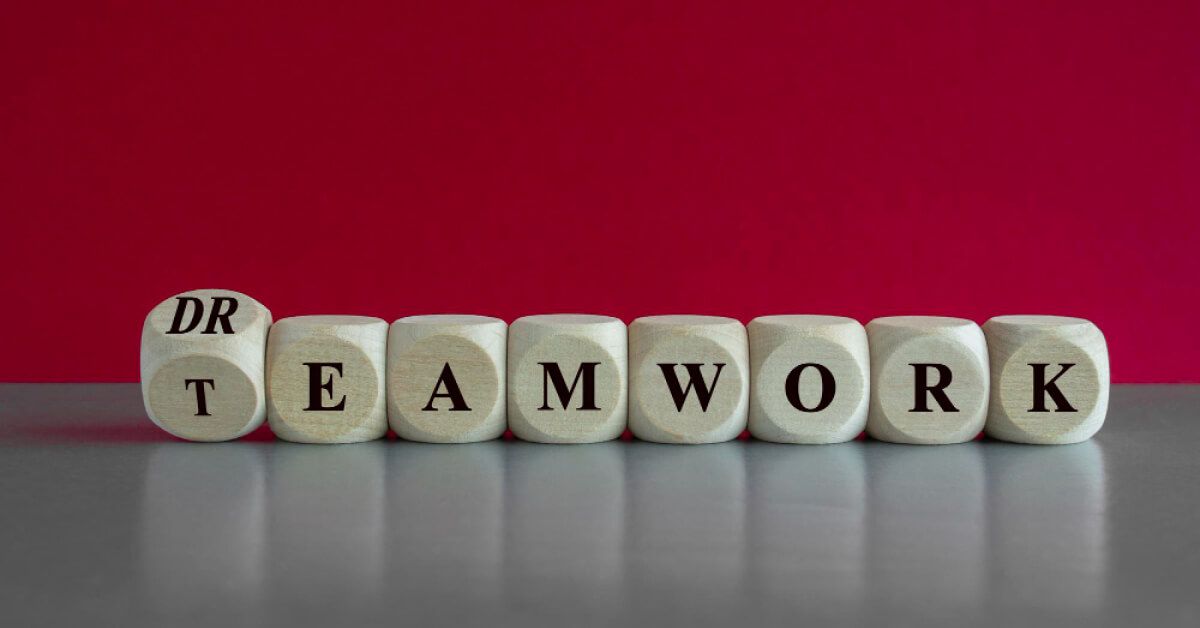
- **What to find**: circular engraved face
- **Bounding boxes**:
[877,337,987,440]
[149,354,258,441]
[757,337,865,432]
[1000,340,1099,434]
[390,335,501,437]
[146,289,262,337]
[268,337,379,441]
[512,335,625,437]
[634,335,745,436]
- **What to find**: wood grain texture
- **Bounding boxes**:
[266,315,388,444]
[140,289,271,442]
[748,315,869,444]
[866,316,989,444]
[983,315,1109,444]
[629,315,749,444]
[387,315,507,443]
[507,314,627,443]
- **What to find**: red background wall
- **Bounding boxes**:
[1,1,1197,382]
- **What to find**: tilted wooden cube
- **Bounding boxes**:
[983,315,1109,444]
[507,314,628,443]
[629,315,749,444]
[866,316,989,444]
[387,315,507,443]
[266,315,388,443]
[141,289,272,442]
[748,315,869,444]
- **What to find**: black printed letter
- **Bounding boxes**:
[910,363,958,412]
[538,362,601,410]
[658,363,726,412]
[784,363,836,412]
[167,297,205,334]
[304,362,346,411]
[202,297,239,334]
[184,378,215,416]
[422,363,472,411]
[1029,363,1077,412]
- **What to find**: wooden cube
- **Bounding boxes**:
[266,315,388,443]
[983,315,1109,444]
[748,315,869,444]
[387,315,507,443]
[507,314,627,443]
[866,316,989,444]
[140,288,271,441]
[629,315,749,444]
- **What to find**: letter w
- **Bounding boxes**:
[658,363,726,412]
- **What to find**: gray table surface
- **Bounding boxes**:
[0,384,1196,627]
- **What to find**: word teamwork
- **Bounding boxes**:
[141,289,1110,445]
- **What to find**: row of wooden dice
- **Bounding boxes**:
[142,289,1109,445]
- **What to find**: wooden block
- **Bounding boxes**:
[140,288,271,442]
[266,315,388,443]
[747,315,869,444]
[983,315,1109,444]
[866,316,989,444]
[507,314,627,443]
[386,315,507,443]
[629,315,749,443]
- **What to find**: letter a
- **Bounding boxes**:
[422,363,472,412]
